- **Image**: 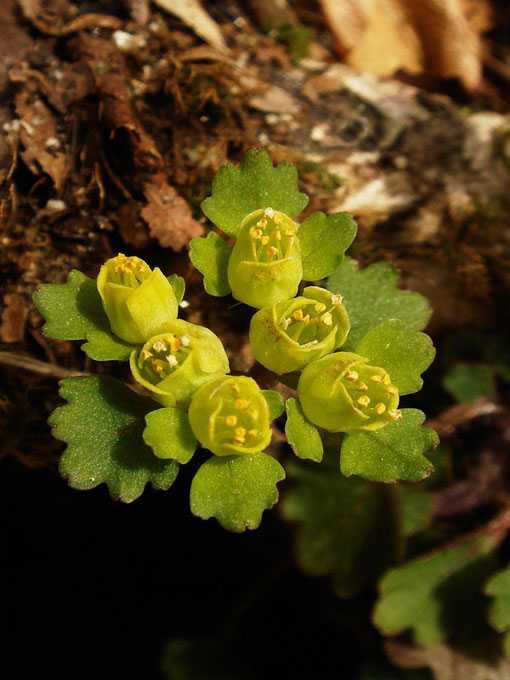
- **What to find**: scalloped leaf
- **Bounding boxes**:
[285,397,323,462]
[281,456,400,596]
[328,259,431,350]
[189,231,232,297]
[373,533,499,647]
[340,409,438,483]
[355,320,435,395]
[33,269,137,360]
[399,483,435,538]
[50,375,178,502]
[190,453,285,532]
[299,211,357,281]
[485,566,510,656]
[34,269,107,340]
[201,149,309,237]
[143,407,197,464]
[262,389,285,422]
[168,273,186,303]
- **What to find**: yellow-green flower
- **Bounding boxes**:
[97,254,178,343]
[188,376,272,456]
[297,352,401,433]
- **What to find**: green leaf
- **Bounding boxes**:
[399,483,435,538]
[373,533,499,647]
[160,637,257,680]
[33,269,107,341]
[443,362,496,403]
[341,409,438,483]
[190,453,285,532]
[262,389,285,421]
[33,269,137,360]
[284,397,323,462]
[201,149,308,237]
[355,320,435,395]
[143,407,197,464]
[189,231,231,297]
[299,211,357,281]
[81,328,137,361]
[168,273,186,303]
[486,566,510,657]
[328,259,431,351]
[281,455,400,596]
[50,375,178,502]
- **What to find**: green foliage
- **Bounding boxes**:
[190,454,285,532]
[50,376,178,502]
[356,320,435,396]
[284,397,323,462]
[274,23,312,62]
[328,259,431,351]
[161,637,256,680]
[399,483,435,538]
[189,231,231,297]
[262,389,285,421]
[299,211,357,281]
[201,148,308,237]
[282,456,400,596]
[443,362,496,403]
[341,409,437,483]
[143,407,197,463]
[486,566,510,656]
[373,533,499,646]
[167,273,186,303]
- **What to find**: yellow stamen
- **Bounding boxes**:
[302,314,310,324]
[153,339,167,353]
[181,335,191,347]
[274,215,282,225]
[250,228,263,240]
[293,309,304,321]
[357,396,370,407]
[383,374,391,386]
[314,302,326,313]
[166,354,178,368]
[169,337,181,352]
[275,230,281,240]
[388,409,402,420]
[258,218,268,228]
[231,384,240,394]
[371,375,383,383]
[152,361,164,373]
[284,229,294,237]
[233,426,247,444]
[267,246,278,257]
[280,317,291,330]
[264,207,275,218]
[261,236,270,245]
[387,386,398,396]
[331,294,344,305]
[358,382,368,391]
[247,429,258,438]
[346,371,359,383]
[233,435,246,444]
[375,403,386,415]
[226,415,237,427]
[141,349,153,360]
[235,399,249,410]
[321,312,333,326]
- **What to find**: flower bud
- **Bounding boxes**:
[249,287,350,374]
[188,376,272,456]
[130,319,229,408]
[97,254,178,343]
[227,207,302,308]
[297,352,400,433]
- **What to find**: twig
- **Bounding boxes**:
[0,351,86,378]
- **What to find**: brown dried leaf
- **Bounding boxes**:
[15,94,68,194]
[152,0,228,53]
[386,639,510,680]
[1,294,27,343]
[18,0,71,36]
[141,174,204,251]
[0,0,33,93]
[320,0,483,90]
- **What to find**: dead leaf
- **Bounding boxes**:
[250,85,300,113]
[0,0,33,93]
[18,0,71,36]
[1,293,27,343]
[320,0,483,90]
[15,93,68,194]
[152,0,228,53]
[386,639,510,680]
[141,174,204,251]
